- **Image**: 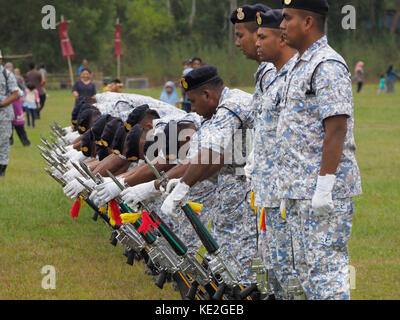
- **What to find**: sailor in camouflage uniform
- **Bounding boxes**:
[251,9,298,299]
[160,66,257,285]
[0,51,20,177]
[276,0,362,300]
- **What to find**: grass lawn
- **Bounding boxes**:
[0,84,399,300]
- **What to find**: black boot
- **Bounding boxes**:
[0,165,7,177]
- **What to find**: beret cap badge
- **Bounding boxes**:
[256,12,262,25]
[237,8,245,20]
[284,0,292,5]
[181,78,189,89]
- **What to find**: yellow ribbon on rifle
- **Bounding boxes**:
[120,213,142,224]
[250,191,258,215]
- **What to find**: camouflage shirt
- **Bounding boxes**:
[0,65,19,121]
[252,56,297,208]
[275,36,362,200]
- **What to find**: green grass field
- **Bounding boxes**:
[0,85,399,300]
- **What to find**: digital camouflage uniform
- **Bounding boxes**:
[251,56,297,298]
[275,36,362,300]
[188,87,257,285]
[0,65,18,165]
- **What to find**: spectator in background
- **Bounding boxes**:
[72,67,97,103]
[160,81,179,107]
[25,61,46,119]
[354,61,364,93]
[39,63,47,100]
[377,74,386,95]
[3,63,30,147]
[23,83,40,128]
[78,59,89,75]
[108,79,123,93]
[13,68,26,91]
[386,65,400,94]
[180,61,194,113]
[191,57,203,69]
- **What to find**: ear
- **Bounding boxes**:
[203,88,211,100]
[304,15,314,32]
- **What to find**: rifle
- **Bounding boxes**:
[142,157,256,300]
[105,170,215,300]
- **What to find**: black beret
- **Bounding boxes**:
[125,104,150,131]
[71,98,86,125]
[77,107,100,135]
[163,120,178,160]
[100,118,124,148]
[125,124,144,162]
[282,0,329,15]
[96,145,110,161]
[111,125,128,156]
[256,9,283,29]
[181,66,221,92]
[143,140,158,160]
[230,4,271,24]
[92,114,114,145]
[80,129,94,158]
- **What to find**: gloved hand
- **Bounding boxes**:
[91,177,125,207]
[69,151,89,163]
[62,167,82,183]
[244,149,255,184]
[65,145,74,152]
[63,126,74,135]
[165,178,181,194]
[64,131,80,144]
[312,175,336,218]
[51,167,64,180]
[63,178,96,199]
[161,181,190,219]
[64,148,80,160]
[120,181,160,207]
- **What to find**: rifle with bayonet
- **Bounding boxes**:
[105,169,216,300]
[142,156,258,300]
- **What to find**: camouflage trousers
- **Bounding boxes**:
[211,174,257,285]
[258,207,293,299]
[285,198,354,300]
[0,120,12,165]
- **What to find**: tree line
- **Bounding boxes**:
[0,0,399,85]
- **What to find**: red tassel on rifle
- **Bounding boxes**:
[138,212,160,235]
[109,199,123,226]
[70,199,81,219]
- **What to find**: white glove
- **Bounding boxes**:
[63,178,96,199]
[62,167,82,183]
[161,181,190,219]
[65,145,74,152]
[312,175,336,218]
[91,177,125,207]
[244,149,255,184]
[165,179,181,194]
[51,167,63,180]
[64,131,80,144]
[63,126,74,135]
[64,148,80,160]
[120,181,160,207]
[70,151,89,163]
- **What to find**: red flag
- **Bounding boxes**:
[59,21,74,60]
[114,23,123,58]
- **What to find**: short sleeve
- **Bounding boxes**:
[314,61,353,121]
[72,81,80,93]
[199,106,243,154]
[6,71,19,95]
